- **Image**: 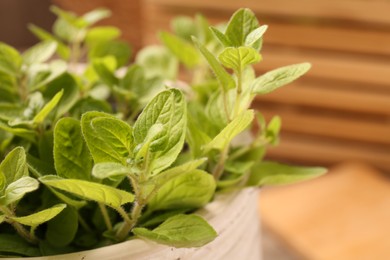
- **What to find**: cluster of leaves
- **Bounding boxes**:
[0,7,326,257]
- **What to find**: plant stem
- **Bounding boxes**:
[98,203,113,231]
[212,145,229,181]
[115,201,144,241]
[78,213,93,233]
[0,206,38,245]
[232,71,243,119]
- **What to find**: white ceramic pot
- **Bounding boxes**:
[19,188,262,260]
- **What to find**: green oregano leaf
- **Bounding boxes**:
[192,37,235,91]
[54,117,93,180]
[45,206,79,247]
[218,46,261,73]
[245,25,268,47]
[134,89,187,174]
[0,147,28,191]
[204,110,254,152]
[0,42,22,76]
[10,204,66,226]
[247,161,327,186]
[133,214,217,248]
[0,234,41,257]
[0,177,39,205]
[22,41,57,66]
[33,89,64,124]
[148,170,215,212]
[251,63,311,94]
[92,162,130,180]
[39,175,134,208]
[224,8,259,47]
[209,27,231,47]
[160,31,200,68]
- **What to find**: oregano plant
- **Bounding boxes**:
[0,7,326,257]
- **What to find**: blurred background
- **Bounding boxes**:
[1,0,389,259]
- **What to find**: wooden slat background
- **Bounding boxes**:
[142,0,390,171]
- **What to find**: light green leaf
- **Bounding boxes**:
[134,123,167,161]
[152,158,207,188]
[218,46,261,73]
[81,112,124,163]
[93,59,119,87]
[30,60,68,91]
[251,63,311,94]
[82,8,111,26]
[224,8,259,47]
[192,37,235,91]
[0,214,4,224]
[245,25,268,46]
[0,121,36,142]
[160,31,200,68]
[136,45,178,80]
[0,42,22,75]
[133,89,187,174]
[0,177,39,205]
[88,40,131,68]
[204,110,254,152]
[266,116,281,145]
[85,26,121,47]
[33,89,63,124]
[46,206,78,247]
[0,234,41,257]
[247,161,327,186]
[148,170,215,212]
[0,147,28,191]
[92,162,130,179]
[133,214,217,247]
[54,118,93,180]
[28,24,70,59]
[10,204,66,226]
[171,16,196,41]
[39,175,134,208]
[210,27,231,47]
[22,41,57,65]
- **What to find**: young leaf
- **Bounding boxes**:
[33,89,64,124]
[28,24,70,59]
[0,177,39,206]
[133,89,187,174]
[0,42,22,75]
[218,46,261,73]
[22,41,57,65]
[82,8,111,26]
[0,147,28,190]
[0,234,41,257]
[160,31,200,68]
[54,118,93,180]
[85,26,121,47]
[88,40,131,68]
[10,204,66,226]
[251,63,311,94]
[245,25,268,47]
[0,121,36,142]
[209,27,231,47]
[92,162,130,179]
[151,158,207,188]
[148,170,215,212]
[204,110,254,152]
[192,37,235,91]
[133,214,217,248]
[93,59,119,87]
[81,112,128,164]
[247,161,327,186]
[266,115,281,145]
[39,176,134,208]
[45,206,79,247]
[224,8,259,47]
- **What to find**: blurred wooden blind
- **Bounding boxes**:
[142,0,390,171]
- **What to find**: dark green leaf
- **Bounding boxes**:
[46,205,79,247]
[0,234,40,257]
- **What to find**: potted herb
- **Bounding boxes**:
[0,7,326,259]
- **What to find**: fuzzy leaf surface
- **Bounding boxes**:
[39,176,134,208]
[218,46,261,73]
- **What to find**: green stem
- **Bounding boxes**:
[78,213,93,233]
[0,206,39,245]
[98,203,113,231]
[212,145,229,181]
[232,71,243,118]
